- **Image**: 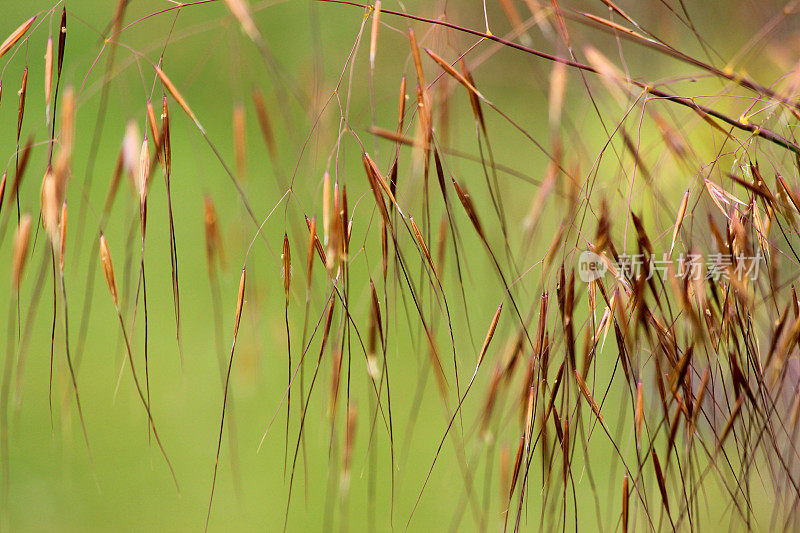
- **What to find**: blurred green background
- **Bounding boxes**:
[0,0,794,530]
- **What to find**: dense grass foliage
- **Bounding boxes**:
[2,0,800,530]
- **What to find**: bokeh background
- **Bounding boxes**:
[1,0,797,530]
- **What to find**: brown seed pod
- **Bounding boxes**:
[251,89,277,161]
[41,168,60,247]
[369,1,381,68]
[575,369,605,425]
[478,304,502,367]
[233,268,246,338]
[44,37,53,118]
[155,66,201,129]
[0,17,35,61]
[282,234,291,304]
[203,196,225,272]
[11,213,32,293]
[232,103,247,179]
[137,137,150,204]
[99,234,119,308]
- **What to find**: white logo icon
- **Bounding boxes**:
[578,250,607,282]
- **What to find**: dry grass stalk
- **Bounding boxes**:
[11,214,32,293]
[451,178,485,240]
[44,36,53,121]
[155,66,202,131]
[584,46,629,105]
[622,475,629,533]
[367,282,382,379]
[251,89,277,161]
[509,436,524,500]
[478,304,503,368]
[0,17,35,61]
[306,217,316,293]
[282,234,291,304]
[53,87,74,187]
[122,120,141,183]
[224,0,262,44]
[635,381,643,445]
[652,450,670,514]
[363,152,398,211]
[574,370,605,425]
[8,2,800,530]
[146,100,160,146]
[305,215,326,267]
[715,396,744,454]
[326,181,341,274]
[410,217,437,279]
[0,172,5,216]
[408,28,425,89]
[203,196,225,272]
[16,68,28,143]
[40,169,60,247]
[581,12,645,40]
[161,96,172,174]
[425,48,484,100]
[233,268,246,338]
[670,189,690,255]
[56,8,66,75]
[59,202,67,272]
[691,368,711,431]
[99,234,118,308]
[206,267,247,530]
[233,103,247,179]
[322,170,331,245]
[549,61,567,131]
[137,138,149,205]
[328,346,342,417]
[341,404,357,493]
[369,1,381,68]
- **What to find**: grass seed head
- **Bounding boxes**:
[203,196,225,272]
[17,67,28,141]
[233,103,247,180]
[575,369,605,425]
[622,475,629,533]
[59,202,67,271]
[251,89,277,161]
[137,137,150,205]
[161,96,172,174]
[369,0,381,68]
[61,86,75,160]
[0,17,35,61]
[0,171,6,215]
[478,304,503,367]
[57,8,66,75]
[635,381,644,445]
[146,99,160,144]
[44,36,53,118]
[425,48,483,100]
[224,0,262,43]
[234,268,246,338]
[306,217,316,293]
[99,234,119,308]
[123,121,141,182]
[155,66,201,129]
[341,403,358,493]
[41,168,60,247]
[11,213,32,293]
[282,234,291,304]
